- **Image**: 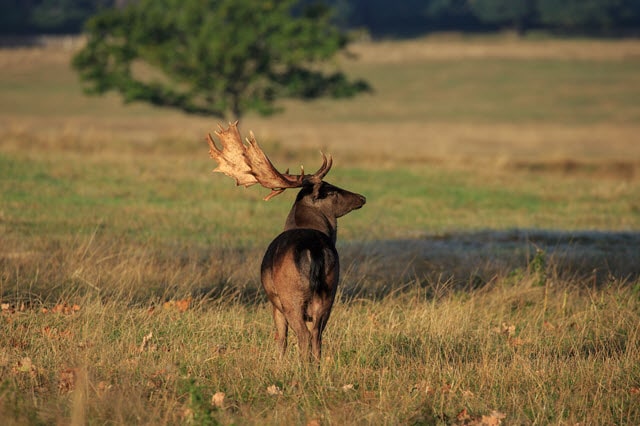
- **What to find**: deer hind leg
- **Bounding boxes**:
[310,321,323,361]
[285,309,312,360]
[310,308,331,361]
[272,306,288,357]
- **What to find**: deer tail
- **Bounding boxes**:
[307,247,325,293]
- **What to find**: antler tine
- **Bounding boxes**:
[306,152,333,183]
[263,189,285,201]
[206,132,218,157]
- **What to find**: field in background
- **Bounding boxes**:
[1,36,640,425]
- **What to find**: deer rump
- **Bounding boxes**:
[261,229,338,324]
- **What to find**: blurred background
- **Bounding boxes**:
[2,0,640,39]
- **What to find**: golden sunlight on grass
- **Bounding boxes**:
[347,35,640,63]
[1,37,640,424]
[1,259,638,424]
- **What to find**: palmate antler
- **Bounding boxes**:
[207,121,332,201]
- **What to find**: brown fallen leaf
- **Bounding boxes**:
[462,389,475,398]
[212,391,226,408]
[411,381,436,395]
[175,298,191,312]
[457,408,471,422]
[481,410,506,425]
[493,323,516,337]
[58,368,77,393]
[42,326,74,340]
[163,298,192,313]
[267,384,283,396]
[182,407,194,422]
[13,357,37,377]
[96,381,111,397]
[48,303,81,315]
[508,337,527,347]
[1,302,14,314]
[139,332,154,353]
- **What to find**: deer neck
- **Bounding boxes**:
[284,203,337,244]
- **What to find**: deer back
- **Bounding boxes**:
[261,228,338,299]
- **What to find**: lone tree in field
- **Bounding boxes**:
[72,0,369,118]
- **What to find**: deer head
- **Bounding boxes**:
[207,122,365,240]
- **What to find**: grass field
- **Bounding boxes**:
[1,35,640,425]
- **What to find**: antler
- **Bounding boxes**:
[207,121,332,201]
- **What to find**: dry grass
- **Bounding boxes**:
[347,34,640,63]
[1,243,639,425]
[1,36,640,424]
[2,36,640,171]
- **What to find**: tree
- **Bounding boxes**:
[31,0,111,33]
[0,0,111,35]
[71,0,369,119]
[425,0,479,31]
[468,0,535,35]
[537,0,640,33]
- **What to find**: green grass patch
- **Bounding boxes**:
[294,58,640,125]
[3,152,639,247]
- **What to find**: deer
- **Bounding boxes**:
[206,122,366,361]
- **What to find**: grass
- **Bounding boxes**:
[330,58,640,124]
[2,266,639,425]
[1,35,640,424]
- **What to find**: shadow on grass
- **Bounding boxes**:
[339,229,640,300]
[1,229,638,307]
[196,228,640,304]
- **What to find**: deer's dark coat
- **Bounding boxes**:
[260,181,365,360]
[206,122,365,361]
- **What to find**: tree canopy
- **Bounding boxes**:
[71,0,370,119]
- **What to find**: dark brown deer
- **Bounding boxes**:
[206,122,366,360]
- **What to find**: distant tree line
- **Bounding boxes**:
[2,0,639,36]
[325,0,640,36]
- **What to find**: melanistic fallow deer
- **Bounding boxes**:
[206,122,365,360]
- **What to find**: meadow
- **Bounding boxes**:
[1,35,640,425]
